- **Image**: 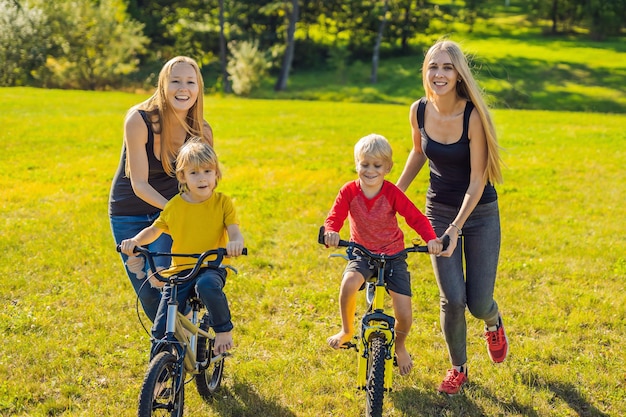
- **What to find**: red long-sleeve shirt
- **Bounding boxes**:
[324,180,436,254]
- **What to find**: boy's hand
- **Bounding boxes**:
[226,240,244,257]
[324,231,340,248]
[120,238,139,256]
[427,238,443,255]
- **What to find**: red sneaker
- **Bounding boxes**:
[485,315,508,363]
[437,368,467,395]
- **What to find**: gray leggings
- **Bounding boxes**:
[426,200,501,366]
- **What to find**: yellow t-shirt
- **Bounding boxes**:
[153,192,239,275]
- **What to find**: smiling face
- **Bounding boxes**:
[179,163,217,203]
[425,50,460,97]
[166,62,199,114]
[356,154,390,194]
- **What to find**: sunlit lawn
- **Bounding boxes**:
[1,88,625,416]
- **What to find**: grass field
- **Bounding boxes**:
[1,86,625,416]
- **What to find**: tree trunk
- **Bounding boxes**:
[275,0,299,91]
[550,0,558,34]
[370,0,389,84]
[219,0,231,93]
[400,1,412,52]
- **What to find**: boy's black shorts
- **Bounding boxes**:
[344,251,411,297]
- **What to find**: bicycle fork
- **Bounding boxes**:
[357,312,396,391]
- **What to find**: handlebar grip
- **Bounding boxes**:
[242,248,248,256]
[116,244,145,254]
[318,226,326,245]
[319,225,352,248]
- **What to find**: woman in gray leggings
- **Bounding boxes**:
[396,39,508,396]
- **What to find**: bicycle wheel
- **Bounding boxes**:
[365,336,386,417]
[138,351,185,417]
[195,337,225,401]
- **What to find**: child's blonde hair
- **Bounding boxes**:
[175,137,222,193]
[354,133,393,171]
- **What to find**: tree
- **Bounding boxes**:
[41,0,148,89]
[0,0,49,86]
[274,0,299,91]
[583,0,626,40]
[227,40,270,96]
[370,0,389,84]
[219,0,231,93]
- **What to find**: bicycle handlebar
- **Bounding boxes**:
[116,245,247,284]
[317,226,449,261]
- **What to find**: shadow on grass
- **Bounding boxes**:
[391,383,492,417]
[392,377,610,417]
[535,379,611,417]
[262,33,626,113]
[208,381,296,417]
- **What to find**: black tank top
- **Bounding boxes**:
[418,98,497,208]
[108,111,179,216]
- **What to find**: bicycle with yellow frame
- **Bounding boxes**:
[117,245,247,417]
[318,226,448,417]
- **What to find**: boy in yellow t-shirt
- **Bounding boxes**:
[120,138,244,356]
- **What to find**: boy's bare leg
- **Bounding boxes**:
[390,291,413,376]
[328,272,364,349]
[214,331,234,355]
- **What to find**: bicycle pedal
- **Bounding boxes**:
[341,342,357,350]
[209,351,231,364]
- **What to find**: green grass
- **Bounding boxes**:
[1,87,625,417]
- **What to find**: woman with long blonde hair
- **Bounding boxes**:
[109,56,213,322]
[396,40,507,396]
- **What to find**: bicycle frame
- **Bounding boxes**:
[356,255,396,391]
[162,291,219,375]
[319,226,449,394]
[139,247,244,369]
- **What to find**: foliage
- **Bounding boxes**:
[528,0,626,38]
[0,0,50,86]
[2,0,625,98]
[36,0,148,90]
[227,40,271,96]
[1,88,625,416]
[247,34,626,113]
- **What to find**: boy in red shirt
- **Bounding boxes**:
[322,133,444,375]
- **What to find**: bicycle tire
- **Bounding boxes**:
[195,337,225,400]
[138,351,185,417]
[365,336,386,417]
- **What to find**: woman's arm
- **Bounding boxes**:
[125,110,170,210]
[396,101,427,192]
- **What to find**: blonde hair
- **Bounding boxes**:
[175,137,222,193]
[354,133,393,171]
[422,40,503,184]
[126,56,210,177]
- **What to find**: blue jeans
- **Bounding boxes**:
[110,213,172,322]
[152,268,232,341]
[426,200,501,366]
